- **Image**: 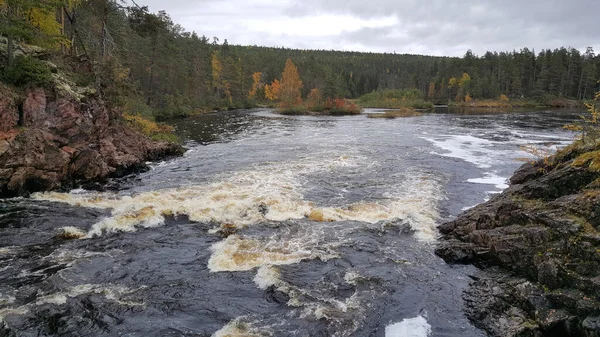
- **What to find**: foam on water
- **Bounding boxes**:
[467,172,509,190]
[33,155,359,237]
[208,234,339,272]
[0,284,143,322]
[0,295,15,306]
[0,246,18,255]
[385,316,432,337]
[33,155,443,242]
[212,316,271,337]
[208,173,443,273]
[252,266,369,336]
[423,135,497,169]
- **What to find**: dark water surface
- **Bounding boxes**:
[0,108,581,336]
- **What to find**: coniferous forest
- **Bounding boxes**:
[1,0,599,120]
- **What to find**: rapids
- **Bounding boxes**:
[0,107,580,336]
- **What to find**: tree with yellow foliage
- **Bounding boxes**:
[448,77,460,88]
[248,72,263,99]
[306,88,323,109]
[264,79,280,101]
[279,58,303,106]
[459,73,471,88]
[211,52,231,104]
[448,77,460,101]
[448,72,472,101]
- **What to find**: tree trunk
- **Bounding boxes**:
[7,35,13,68]
[577,66,585,100]
[60,7,66,54]
[583,72,589,100]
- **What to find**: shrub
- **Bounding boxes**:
[2,55,52,87]
[122,112,179,143]
[327,98,362,115]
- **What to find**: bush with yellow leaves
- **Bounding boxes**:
[122,113,179,143]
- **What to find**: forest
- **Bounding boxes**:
[1,0,599,120]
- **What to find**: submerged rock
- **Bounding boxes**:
[0,85,184,197]
[436,145,600,336]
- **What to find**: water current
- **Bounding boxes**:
[0,107,580,336]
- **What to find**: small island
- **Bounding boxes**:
[258,59,363,116]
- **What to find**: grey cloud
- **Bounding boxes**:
[134,0,600,56]
[284,0,600,54]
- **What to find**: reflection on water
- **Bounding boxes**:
[0,107,580,336]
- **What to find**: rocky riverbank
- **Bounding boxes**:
[436,144,600,336]
[0,84,184,197]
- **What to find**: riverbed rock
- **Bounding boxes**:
[436,144,600,336]
[0,84,184,197]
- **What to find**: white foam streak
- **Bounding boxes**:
[423,135,496,169]
[253,266,281,290]
[212,317,269,337]
[467,173,509,190]
[252,266,366,336]
[208,232,339,273]
[0,284,143,322]
[385,316,432,337]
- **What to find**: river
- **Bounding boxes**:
[0,107,580,336]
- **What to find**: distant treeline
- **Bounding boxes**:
[1,1,599,119]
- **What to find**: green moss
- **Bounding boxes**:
[572,150,600,172]
[522,319,539,329]
[564,213,598,235]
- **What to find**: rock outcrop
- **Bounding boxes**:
[0,85,184,197]
[436,147,600,336]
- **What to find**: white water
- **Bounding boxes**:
[385,316,432,337]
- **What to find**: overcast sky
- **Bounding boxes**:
[135,0,599,57]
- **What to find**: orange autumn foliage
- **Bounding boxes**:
[265,79,280,101]
[248,72,263,99]
[279,58,303,105]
